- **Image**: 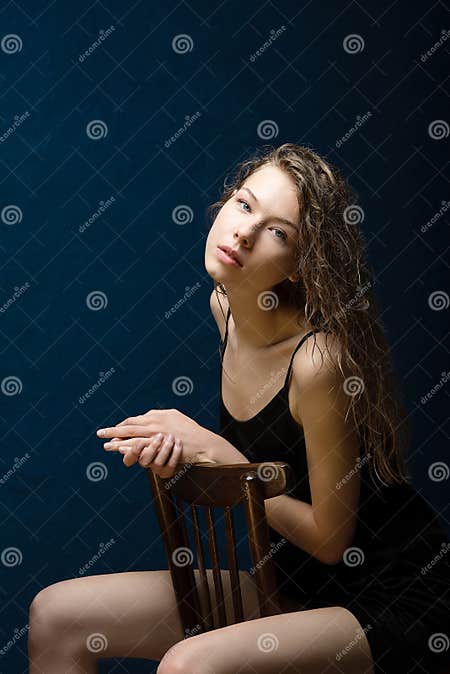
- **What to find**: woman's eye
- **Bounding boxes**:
[237,198,251,212]
[270,227,288,241]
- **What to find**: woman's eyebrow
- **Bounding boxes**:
[240,186,298,230]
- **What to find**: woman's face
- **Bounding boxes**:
[205,164,301,293]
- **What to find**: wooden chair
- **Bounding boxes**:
[146,460,294,638]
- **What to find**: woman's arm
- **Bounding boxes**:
[265,336,362,565]
[196,428,251,464]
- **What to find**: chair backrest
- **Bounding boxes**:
[146,460,294,638]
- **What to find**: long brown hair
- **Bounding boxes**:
[207,142,412,487]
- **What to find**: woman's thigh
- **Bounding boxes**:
[28,568,261,663]
[158,605,375,674]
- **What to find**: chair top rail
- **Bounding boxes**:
[160,461,294,507]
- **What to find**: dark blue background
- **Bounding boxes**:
[1,1,448,672]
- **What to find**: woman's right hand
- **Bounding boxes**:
[119,432,184,479]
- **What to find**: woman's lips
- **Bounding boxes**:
[216,247,242,268]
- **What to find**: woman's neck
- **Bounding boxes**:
[226,299,307,350]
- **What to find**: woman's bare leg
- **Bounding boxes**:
[28,568,261,673]
[157,605,375,674]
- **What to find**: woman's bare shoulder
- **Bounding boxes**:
[291,330,343,391]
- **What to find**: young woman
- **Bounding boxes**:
[28,144,450,674]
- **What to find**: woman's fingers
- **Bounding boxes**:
[136,434,165,467]
[143,436,183,479]
[115,433,184,477]
[120,434,162,468]
[166,439,183,470]
[104,436,157,453]
[150,433,175,467]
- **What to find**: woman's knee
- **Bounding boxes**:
[29,579,86,649]
[157,637,212,674]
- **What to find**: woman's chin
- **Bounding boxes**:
[204,256,229,283]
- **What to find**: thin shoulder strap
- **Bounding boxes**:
[283,329,322,388]
[219,306,232,362]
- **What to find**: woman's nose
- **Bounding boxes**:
[234,222,258,244]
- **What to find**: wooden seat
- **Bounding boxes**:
[146,460,294,637]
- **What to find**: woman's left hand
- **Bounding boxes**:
[96,408,210,467]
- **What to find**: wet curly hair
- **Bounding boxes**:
[207,142,412,487]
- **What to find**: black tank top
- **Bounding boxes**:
[219,305,319,503]
[218,306,450,605]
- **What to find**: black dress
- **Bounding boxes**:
[219,306,450,673]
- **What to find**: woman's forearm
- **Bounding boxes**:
[264,494,341,565]
[197,428,251,464]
